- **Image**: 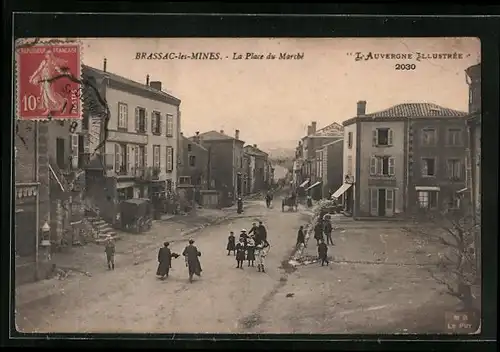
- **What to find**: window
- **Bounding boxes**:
[166,114,174,136]
[347,155,353,176]
[447,128,463,146]
[151,111,161,135]
[118,103,128,130]
[135,107,146,133]
[373,128,394,146]
[417,191,438,209]
[180,176,191,185]
[135,145,146,169]
[370,156,395,176]
[189,155,196,167]
[114,143,127,174]
[447,159,462,179]
[422,158,436,176]
[347,132,353,148]
[153,145,160,169]
[421,128,437,146]
[187,143,192,152]
[166,146,173,172]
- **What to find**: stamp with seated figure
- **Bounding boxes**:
[15,39,83,120]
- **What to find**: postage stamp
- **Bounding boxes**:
[13,37,482,336]
[15,39,83,120]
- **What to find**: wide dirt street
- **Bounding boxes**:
[15,199,461,334]
[15,198,311,334]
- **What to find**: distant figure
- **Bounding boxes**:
[307,195,313,208]
[246,237,256,267]
[104,236,115,270]
[226,231,236,256]
[156,242,180,280]
[237,197,243,214]
[265,192,272,208]
[318,239,329,266]
[296,225,306,249]
[324,219,334,245]
[182,239,202,283]
[314,221,324,245]
[235,237,246,269]
[255,240,270,273]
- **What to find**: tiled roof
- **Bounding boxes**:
[313,122,344,136]
[192,130,243,142]
[365,103,467,118]
[244,145,268,156]
[182,135,207,151]
[83,65,181,103]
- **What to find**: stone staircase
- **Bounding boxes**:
[86,216,121,244]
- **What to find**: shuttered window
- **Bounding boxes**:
[166,146,174,172]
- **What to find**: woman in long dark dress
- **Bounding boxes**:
[246,237,256,267]
[235,238,246,269]
[226,231,236,256]
[156,242,179,280]
[182,239,202,283]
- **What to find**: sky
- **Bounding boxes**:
[81,37,480,150]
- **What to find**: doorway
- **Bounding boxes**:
[56,138,66,169]
[378,189,386,216]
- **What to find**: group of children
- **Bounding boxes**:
[226,225,269,273]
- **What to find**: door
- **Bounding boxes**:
[378,189,386,216]
[56,138,66,169]
[78,135,85,168]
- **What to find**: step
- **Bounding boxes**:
[98,231,117,238]
[95,234,121,244]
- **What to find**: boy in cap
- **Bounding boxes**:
[104,236,115,270]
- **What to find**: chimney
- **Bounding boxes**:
[220,129,224,134]
[193,131,200,144]
[146,74,150,86]
[253,144,257,148]
[311,121,317,134]
[235,129,240,140]
[307,125,312,136]
[149,81,162,91]
[103,58,107,72]
[357,100,367,116]
[180,132,183,136]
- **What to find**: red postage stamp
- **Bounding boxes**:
[16,41,83,120]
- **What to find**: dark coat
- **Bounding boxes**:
[246,244,256,260]
[156,247,179,276]
[105,242,115,257]
[240,233,248,247]
[258,225,267,240]
[324,221,332,234]
[182,244,202,276]
[226,235,236,251]
[296,229,305,244]
[248,226,259,236]
[318,243,328,259]
[236,242,246,261]
[314,223,323,240]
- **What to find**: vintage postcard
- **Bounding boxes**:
[13,37,481,335]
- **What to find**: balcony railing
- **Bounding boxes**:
[133,166,161,181]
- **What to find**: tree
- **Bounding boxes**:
[403,204,480,313]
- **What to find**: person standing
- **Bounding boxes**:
[182,239,202,283]
[235,237,246,269]
[156,242,180,280]
[226,231,236,256]
[255,241,269,273]
[324,219,334,245]
[248,222,259,237]
[246,237,256,267]
[296,225,306,250]
[258,221,268,244]
[314,221,324,245]
[104,236,115,270]
[318,239,329,266]
[239,229,249,247]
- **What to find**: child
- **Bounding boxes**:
[246,237,256,267]
[255,241,269,273]
[235,238,246,269]
[104,236,115,270]
[318,238,329,266]
[227,231,236,256]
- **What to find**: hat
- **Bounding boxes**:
[164,241,170,247]
[241,229,247,232]
[189,239,194,244]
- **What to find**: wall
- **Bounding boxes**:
[104,86,180,187]
[358,121,406,216]
[409,118,468,209]
[203,140,235,192]
[178,137,209,187]
[326,140,344,195]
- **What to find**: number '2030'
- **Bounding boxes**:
[395,63,416,71]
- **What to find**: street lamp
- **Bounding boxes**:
[40,221,51,261]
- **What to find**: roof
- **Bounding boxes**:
[83,65,181,104]
[364,103,467,119]
[312,122,344,137]
[244,145,268,156]
[320,138,344,149]
[190,130,244,143]
[182,135,207,151]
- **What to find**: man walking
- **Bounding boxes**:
[324,218,334,245]
[156,242,180,280]
[296,225,306,250]
[318,239,329,266]
[314,221,323,245]
[104,236,115,270]
[182,239,202,283]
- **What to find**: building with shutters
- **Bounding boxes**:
[82,63,181,225]
[339,100,467,219]
[243,144,270,194]
[316,138,344,200]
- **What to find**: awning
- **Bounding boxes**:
[299,179,310,188]
[456,187,469,194]
[332,183,352,199]
[415,186,440,191]
[306,181,321,191]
